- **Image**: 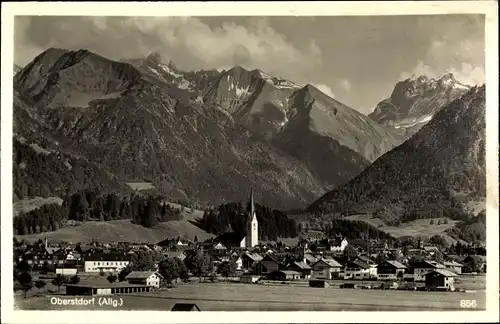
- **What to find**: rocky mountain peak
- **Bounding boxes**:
[369,73,472,140]
[146,52,163,65]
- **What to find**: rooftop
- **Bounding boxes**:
[385,260,407,269]
[279,270,301,275]
[315,258,342,268]
[428,269,458,277]
[125,271,162,280]
[65,283,149,289]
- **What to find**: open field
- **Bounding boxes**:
[345,214,466,245]
[15,281,486,311]
[126,182,156,191]
[15,219,214,244]
[13,196,64,217]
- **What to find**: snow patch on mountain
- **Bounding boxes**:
[235,85,251,97]
[393,115,433,129]
[159,64,183,79]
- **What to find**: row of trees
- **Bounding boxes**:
[196,202,298,240]
[14,203,66,235]
[13,190,183,235]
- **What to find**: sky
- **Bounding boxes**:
[14,15,485,114]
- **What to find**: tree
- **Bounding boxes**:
[374,253,387,265]
[118,266,132,282]
[217,261,237,277]
[17,272,33,298]
[34,280,47,292]
[69,275,80,284]
[158,258,186,284]
[129,250,162,271]
[184,252,211,282]
[343,245,358,261]
[16,260,31,273]
[107,274,117,284]
[51,274,68,292]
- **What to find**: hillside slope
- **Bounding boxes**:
[308,85,486,222]
[15,219,214,244]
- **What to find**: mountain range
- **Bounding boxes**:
[13,49,324,209]
[12,47,486,230]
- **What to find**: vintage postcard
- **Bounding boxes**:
[1,1,498,323]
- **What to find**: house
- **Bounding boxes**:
[254,259,280,275]
[214,232,247,250]
[171,303,201,311]
[356,255,376,266]
[286,261,312,279]
[213,242,227,250]
[240,274,261,283]
[425,269,458,291]
[125,271,163,288]
[413,260,446,282]
[311,258,342,279]
[234,255,243,270]
[65,251,81,261]
[55,267,78,276]
[176,240,189,247]
[443,261,463,274]
[84,253,131,273]
[267,270,301,281]
[54,260,80,275]
[164,251,187,262]
[377,260,407,281]
[309,280,330,288]
[330,238,349,253]
[303,253,321,266]
[66,283,151,295]
[209,251,231,264]
[240,252,263,270]
[422,246,440,256]
[344,260,376,280]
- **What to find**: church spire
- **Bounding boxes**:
[249,189,255,217]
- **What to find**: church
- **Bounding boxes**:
[242,190,259,249]
[213,190,259,250]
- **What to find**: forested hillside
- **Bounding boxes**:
[194,202,299,241]
[13,190,182,235]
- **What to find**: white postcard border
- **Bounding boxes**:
[1,1,498,323]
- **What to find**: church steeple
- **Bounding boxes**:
[249,189,255,218]
[245,189,259,249]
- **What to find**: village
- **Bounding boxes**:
[13,193,487,312]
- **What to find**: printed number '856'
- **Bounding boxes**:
[460,300,477,308]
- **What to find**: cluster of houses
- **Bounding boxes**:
[15,232,486,294]
[14,193,487,297]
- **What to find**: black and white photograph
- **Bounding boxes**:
[1,1,498,323]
